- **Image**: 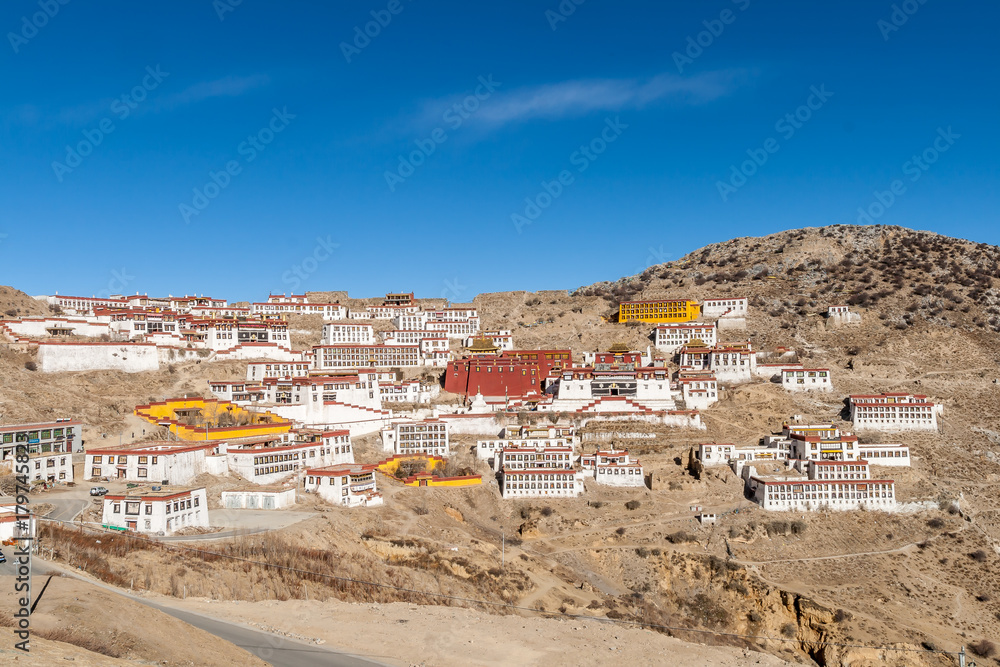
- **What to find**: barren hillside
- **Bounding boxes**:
[5,225,1000,665]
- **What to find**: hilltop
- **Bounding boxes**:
[579,224,1000,335]
[3,225,1000,666]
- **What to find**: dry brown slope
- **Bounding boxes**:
[0,285,50,317]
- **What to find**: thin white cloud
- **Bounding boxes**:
[155,73,271,111]
[6,73,271,128]
[482,71,742,125]
[412,70,746,130]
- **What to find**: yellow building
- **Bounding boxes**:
[134,397,292,441]
[618,299,701,323]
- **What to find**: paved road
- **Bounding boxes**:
[137,601,386,667]
[5,561,387,667]
[0,550,13,577]
[44,497,91,522]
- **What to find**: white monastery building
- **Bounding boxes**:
[745,460,896,512]
[580,449,644,487]
[500,468,583,499]
[849,393,941,431]
[781,368,833,392]
[380,419,450,456]
[102,487,208,535]
[322,322,374,345]
[701,297,748,319]
[304,464,383,507]
[654,323,717,354]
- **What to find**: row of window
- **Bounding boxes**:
[505,483,576,492]
[1,428,71,443]
[506,473,574,482]
[110,496,198,514]
[767,482,892,493]
[255,464,294,477]
[767,493,892,502]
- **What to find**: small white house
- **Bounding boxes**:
[696,443,737,466]
[710,342,756,383]
[580,450,644,487]
[221,487,296,509]
[678,371,718,410]
[781,368,832,392]
[380,419,449,455]
[27,452,74,484]
[303,464,383,507]
[102,487,208,535]
[702,297,748,319]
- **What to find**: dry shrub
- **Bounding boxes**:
[685,593,731,627]
[34,626,134,658]
[42,523,526,610]
[970,639,996,658]
[764,521,790,537]
[665,531,697,544]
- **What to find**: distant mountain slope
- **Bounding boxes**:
[0,285,51,318]
[576,225,1000,333]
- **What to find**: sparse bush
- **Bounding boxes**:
[764,521,790,537]
[4,308,16,317]
[540,506,554,517]
[969,550,988,563]
[687,593,730,627]
[927,518,945,529]
[970,640,997,658]
[33,626,132,658]
[781,623,798,638]
[625,500,641,511]
[24,361,37,371]
[790,520,806,535]
[833,609,851,623]
[665,531,697,544]
[615,527,626,537]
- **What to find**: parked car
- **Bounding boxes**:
[89,486,109,497]
[0,550,6,564]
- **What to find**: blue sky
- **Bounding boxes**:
[1,1,996,303]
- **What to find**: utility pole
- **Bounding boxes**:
[959,646,966,667]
